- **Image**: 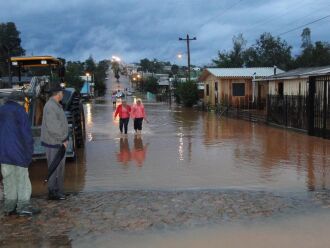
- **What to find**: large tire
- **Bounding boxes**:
[76,101,86,148]
[68,93,85,148]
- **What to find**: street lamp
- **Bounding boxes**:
[86,73,94,97]
[86,73,91,87]
[111,56,121,62]
[137,74,143,91]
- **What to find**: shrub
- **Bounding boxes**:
[174,81,199,107]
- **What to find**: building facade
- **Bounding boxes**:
[200,67,284,108]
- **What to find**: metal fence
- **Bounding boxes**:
[267,74,330,139]
[308,75,330,139]
[267,95,308,131]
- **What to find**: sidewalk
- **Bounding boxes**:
[1,189,330,246]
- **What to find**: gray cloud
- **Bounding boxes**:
[1,0,329,65]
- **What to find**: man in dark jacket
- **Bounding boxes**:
[41,84,68,200]
[0,91,40,216]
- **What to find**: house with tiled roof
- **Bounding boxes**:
[199,67,284,108]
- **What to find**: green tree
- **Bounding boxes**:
[94,59,109,96]
[85,55,96,74]
[174,81,199,107]
[140,58,151,72]
[152,59,163,73]
[65,61,84,90]
[243,32,293,70]
[139,58,165,73]
[294,28,330,67]
[295,41,330,67]
[84,56,108,96]
[142,76,158,94]
[171,64,179,75]
[111,60,120,81]
[0,22,25,76]
[213,34,246,67]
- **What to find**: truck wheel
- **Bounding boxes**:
[68,93,85,149]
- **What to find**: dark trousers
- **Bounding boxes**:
[119,118,129,134]
[134,118,144,131]
[45,147,66,195]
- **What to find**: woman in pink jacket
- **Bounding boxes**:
[131,98,148,134]
[114,100,131,135]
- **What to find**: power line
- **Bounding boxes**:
[269,4,330,36]
[200,0,243,28]
[242,1,324,34]
[277,14,330,36]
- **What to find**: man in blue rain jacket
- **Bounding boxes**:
[0,92,40,216]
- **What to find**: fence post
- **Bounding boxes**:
[323,79,327,138]
[284,95,288,126]
[308,77,315,136]
[266,94,269,123]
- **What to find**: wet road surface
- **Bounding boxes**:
[1,72,329,195]
[1,72,330,247]
[26,88,330,194]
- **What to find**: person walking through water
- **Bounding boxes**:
[114,99,131,135]
[131,98,148,135]
[41,83,69,200]
[112,93,117,108]
[0,92,40,216]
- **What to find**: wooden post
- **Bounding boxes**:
[179,34,196,82]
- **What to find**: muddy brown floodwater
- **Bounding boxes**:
[24,98,330,194]
[1,92,330,247]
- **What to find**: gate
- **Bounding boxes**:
[308,75,330,139]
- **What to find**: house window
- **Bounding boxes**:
[206,84,209,96]
[215,82,218,91]
[232,83,245,96]
[278,82,284,96]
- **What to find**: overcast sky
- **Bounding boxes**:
[1,0,329,65]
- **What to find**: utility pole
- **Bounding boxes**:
[179,34,196,82]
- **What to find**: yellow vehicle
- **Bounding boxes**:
[0,56,85,159]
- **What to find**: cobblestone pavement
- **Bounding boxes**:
[1,190,330,247]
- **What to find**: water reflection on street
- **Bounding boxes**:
[2,96,329,196]
[116,137,148,166]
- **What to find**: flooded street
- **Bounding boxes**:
[28,94,330,194]
[1,74,330,247]
[2,0,330,246]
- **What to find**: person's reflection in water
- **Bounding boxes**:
[132,136,148,167]
[116,138,131,165]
